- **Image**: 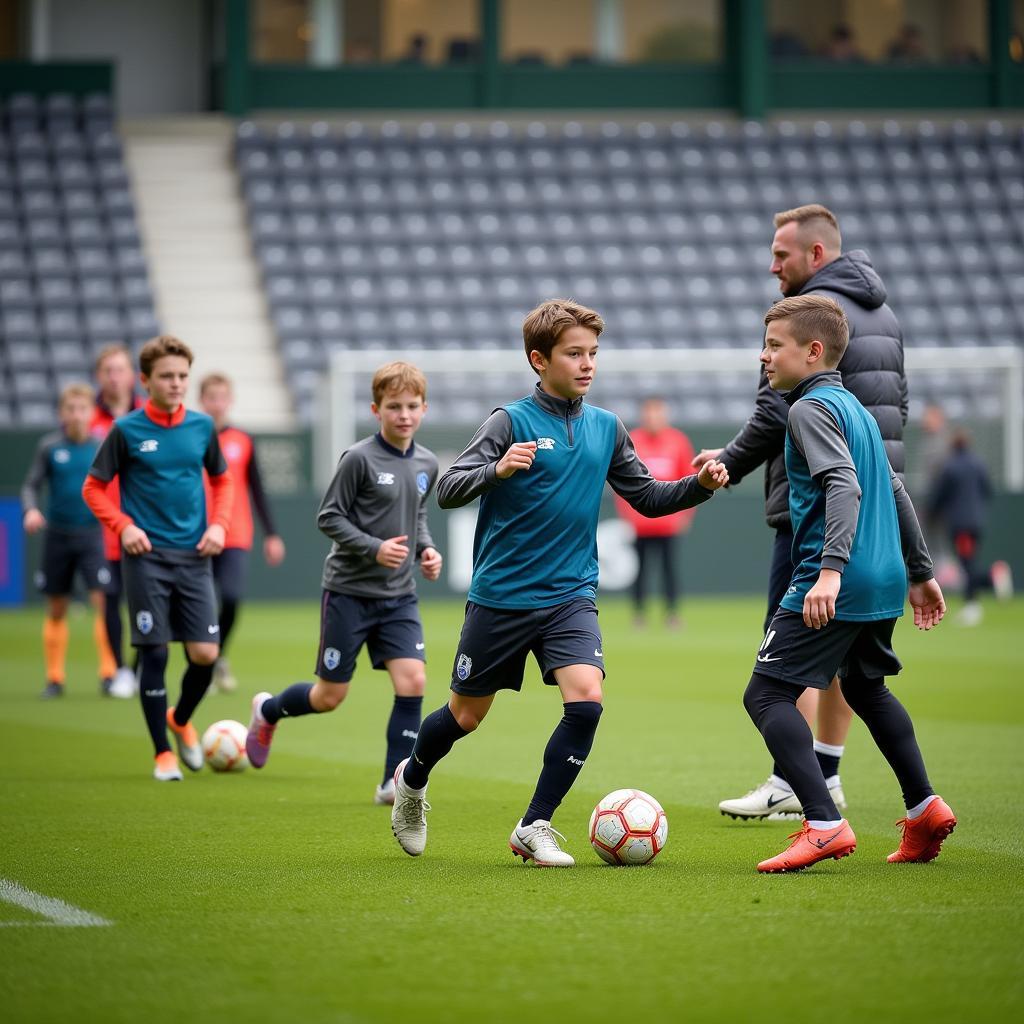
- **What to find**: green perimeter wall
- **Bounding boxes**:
[3,426,1022,605]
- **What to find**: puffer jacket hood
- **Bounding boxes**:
[800,249,886,311]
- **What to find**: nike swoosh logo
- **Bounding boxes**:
[766,794,790,808]
[415,643,425,650]
[811,829,846,849]
[594,649,603,657]
[208,625,220,633]
[756,653,781,663]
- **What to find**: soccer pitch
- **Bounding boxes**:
[1,597,1021,1023]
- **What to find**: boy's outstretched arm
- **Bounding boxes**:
[436,410,513,509]
[891,471,945,629]
[607,419,723,517]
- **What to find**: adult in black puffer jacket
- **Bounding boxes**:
[700,205,910,824]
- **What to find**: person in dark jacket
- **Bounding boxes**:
[927,430,1012,625]
[694,204,909,821]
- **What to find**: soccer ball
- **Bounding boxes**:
[201,720,249,772]
[589,789,668,866]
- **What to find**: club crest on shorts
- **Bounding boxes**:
[97,566,111,586]
[416,471,429,495]
[323,647,341,671]
[456,653,472,681]
[136,610,154,635]
[536,437,555,450]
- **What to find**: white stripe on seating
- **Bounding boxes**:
[0,878,112,927]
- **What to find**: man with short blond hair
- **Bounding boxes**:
[694,204,910,821]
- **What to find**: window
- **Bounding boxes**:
[769,0,988,64]
[501,0,721,66]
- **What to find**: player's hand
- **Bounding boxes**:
[697,459,729,490]
[121,524,152,555]
[803,568,842,629]
[263,534,286,566]
[909,578,946,631]
[420,546,443,581]
[23,508,46,534]
[496,441,537,479]
[196,523,226,557]
[691,447,723,470]
[376,535,410,568]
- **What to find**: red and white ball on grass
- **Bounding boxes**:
[590,789,668,866]
[201,720,249,772]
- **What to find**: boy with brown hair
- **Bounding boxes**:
[199,372,286,692]
[245,361,442,805]
[743,295,954,872]
[390,299,729,866]
[83,335,234,780]
[22,384,118,698]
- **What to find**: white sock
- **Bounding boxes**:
[769,774,793,793]
[813,740,845,757]
[824,774,841,787]
[906,795,938,819]
[807,819,844,830]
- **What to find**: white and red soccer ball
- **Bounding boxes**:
[201,720,249,772]
[589,789,668,866]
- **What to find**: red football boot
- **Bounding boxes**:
[887,797,957,863]
[757,820,857,873]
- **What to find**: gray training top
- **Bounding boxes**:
[317,434,439,598]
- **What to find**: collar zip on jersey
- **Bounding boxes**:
[143,399,187,428]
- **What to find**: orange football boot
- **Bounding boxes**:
[166,707,205,771]
[153,750,183,781]
[887,797,957,863]
[757,820,857,873]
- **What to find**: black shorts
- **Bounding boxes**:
[752,609,903,690]
[212,547,249,603]
[315,590,425,683]
[451,598,605,697]
[122,548,220,647]
[36,527,107,596]
[101,558,123,599]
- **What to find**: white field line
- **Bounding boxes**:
[0,878,112,928]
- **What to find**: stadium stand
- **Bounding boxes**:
[236,117,1024,427]
[0,91,161,427]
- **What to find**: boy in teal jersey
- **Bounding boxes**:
[22,384,118,698]
[84,335,234,781]
[742,295,955,873]
[391,299,729,865]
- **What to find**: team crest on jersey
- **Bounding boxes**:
[139,439,159,453]
[377,472,395,486]
[136,611,154,635]
[416,471,429,495]
[536,437,555,450]
[54,448,70,464]
[456,653,472,681]
[323,647,341,671]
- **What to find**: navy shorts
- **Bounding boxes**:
[36,527,108,596]
[315,590,425,683]
[122,548,220,647]
[212,547,249,603]
[451,597,605,697]
[752,609,903,690]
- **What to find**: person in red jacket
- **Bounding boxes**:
[615,398,696,628]
[89,344,144,699]
[199,374,286,692]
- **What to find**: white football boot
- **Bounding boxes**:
[719,775,802,820]
[108,666,137,700]
[509,819,575,867]
[213,657,238,693]
[374,778,396,806]
[391,758,430,856]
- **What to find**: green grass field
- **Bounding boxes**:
[1,596,1021,1023]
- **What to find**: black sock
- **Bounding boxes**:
[104,594,124,668]
[521,701,603,826]
[384,695,423,785]
[138,645,171,755]
[402,703,468,789]
[262,683,315,725]
[815,748,842,778]
[840,672,934,808]
[744,673,838,821]
[219,598,239,654]
[173,657,214,725]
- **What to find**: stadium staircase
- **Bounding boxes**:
[124,117,293,430]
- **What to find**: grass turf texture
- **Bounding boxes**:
[1,597,1021,1023]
